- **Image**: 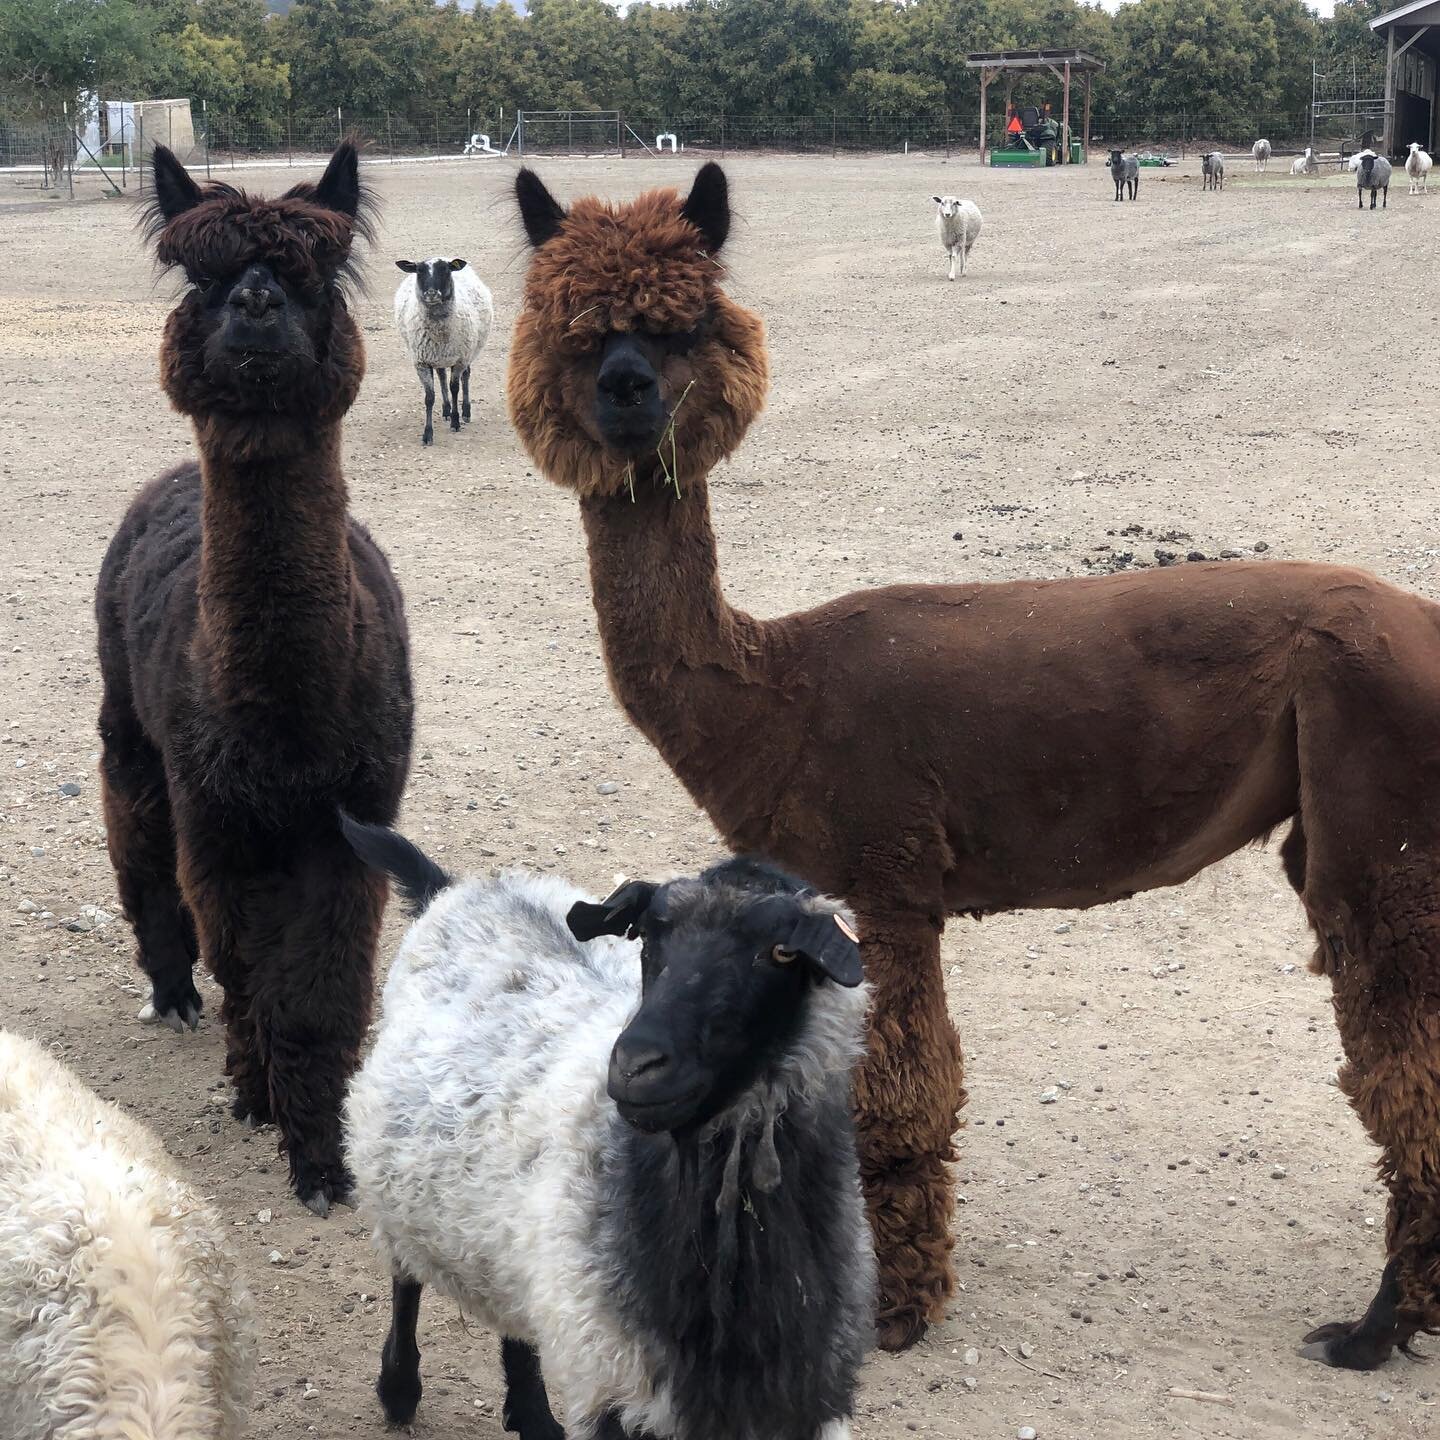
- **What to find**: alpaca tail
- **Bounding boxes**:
[339,811,452,915]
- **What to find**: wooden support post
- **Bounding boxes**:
[978,70,990,164]
[1062,60,1071,162]
[1384,24,1396,155]
[1083,71,1092,163]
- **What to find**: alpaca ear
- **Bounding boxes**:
[449,258,467,271]
[566,880,657,942]
[151,145,204,222]
[515,168,565,248]
[681,162,730,253]
[314,142,362,218]
[395,260,419,272]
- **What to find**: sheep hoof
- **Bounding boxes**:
[421,431,433,446]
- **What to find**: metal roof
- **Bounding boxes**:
[964,49,1106,72]
[1370,0,1440,29]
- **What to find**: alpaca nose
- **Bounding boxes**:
[228,271,282,319]
[234,286,275,319]
[597,339,658,409]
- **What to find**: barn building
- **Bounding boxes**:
[1372,0,1440,156]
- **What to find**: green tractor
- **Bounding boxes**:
[993,104,1066,167]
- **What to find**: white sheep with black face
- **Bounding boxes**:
[341,819,874,1440]
[393,255,494,445]
[0,1030,254,1440]
[931,194,983,280]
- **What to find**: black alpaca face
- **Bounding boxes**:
[591,326,705,456]
[146,144,371,417]
[567,867,862,1135]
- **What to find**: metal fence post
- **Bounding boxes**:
[388,110,394,159]
[203,99,211,179]
[287,108,293,167]
[138,110,145,192]
[832,109,837,156]
[337,106,344,143]
[63,101,75,200]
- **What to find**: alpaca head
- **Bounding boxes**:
[143,143,374,444]
[506,163,769,500]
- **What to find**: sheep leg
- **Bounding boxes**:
[376,1276,424,1423]
[448,370,461,431]
[1292,857,1440,1369]
[257,836,385,1215]
[99,693,202,1032]
[851,905,964,1352]
[461,365,472,423]
[500,1338,563,1440]
[438,366,451,420]
[947,248,955,282]
[415,362,435,445]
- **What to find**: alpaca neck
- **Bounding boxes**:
[579,473,798,848]
[194,420,356,721]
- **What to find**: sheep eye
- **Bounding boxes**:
[771,945,798,965]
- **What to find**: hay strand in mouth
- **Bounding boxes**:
[656,380,696,498]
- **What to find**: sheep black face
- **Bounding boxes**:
[396,257,466,313]
[567,862,863,1135]
[144,143,372,422]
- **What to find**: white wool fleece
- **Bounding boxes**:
[0,1030,254,1440]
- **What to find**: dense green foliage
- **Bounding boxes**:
[1,0,1389,138]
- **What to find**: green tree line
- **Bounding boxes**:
[1,0,1390,137]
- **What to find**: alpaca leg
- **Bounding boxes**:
[851,907,964,1351]
[415,362,435,445]
[1298,861,1440,1368]
[461,365,472,423]
[501,1338,563,1440]
[99,696,201,1030]
[448,370,461,431]
[376,1276,423,1423]
[258,838,385,1213]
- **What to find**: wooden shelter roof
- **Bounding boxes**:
[964,49,1106,73]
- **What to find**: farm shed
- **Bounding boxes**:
[1371,0,1440,155]
[965,49,1106,166]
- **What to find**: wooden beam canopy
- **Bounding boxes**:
[966,49,1106,166]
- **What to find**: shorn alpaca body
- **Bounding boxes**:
[95,144,413,1215]
[507,161,1440,1364]
[0,1030,253,1438]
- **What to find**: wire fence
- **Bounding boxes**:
[2,100,1374,188]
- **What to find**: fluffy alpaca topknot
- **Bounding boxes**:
[507,174,769,501]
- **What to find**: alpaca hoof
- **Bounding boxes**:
[875,1307,930,1353]
[296,1163,356,1218]
[421,430,433,446]
[1299,1320,1395,1370]
[230,1092,272,1128]
[301,1187,331,1218]
[139,976,202,1032]
[462,407,472,423]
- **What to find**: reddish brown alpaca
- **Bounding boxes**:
[96,145,413,1214]
[506,163,1440,1363]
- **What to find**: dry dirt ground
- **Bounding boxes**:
[2,150,1439,1440]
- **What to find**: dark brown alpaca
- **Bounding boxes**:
[507,162,1440,1364]
[96,144,413,1215]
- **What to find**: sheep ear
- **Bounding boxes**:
[754,897,863,987]
[567,880,657,942]
[449,258,467,271]
[395,260,419,272]
[681,162,730,253]
[151,145,204,222]
[931,195,943,204]
[314,141,362,218]
[516,168,565,248]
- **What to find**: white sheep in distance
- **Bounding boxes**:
[1348,147,1376,173]
[1291,147,1318,175]
[1253,138,1272,172]
[0,1030,254,1440]
[1407,142,1432,194]
[341,818,874,1440]
[932,194,983,280]
[394,256,494,445]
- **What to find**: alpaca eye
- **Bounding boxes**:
[771,945,798,965]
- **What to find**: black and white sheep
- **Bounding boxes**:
[1358,152,1393,209]
[341,819,875,1440]
[394,256,494,445]
[931,194,983,280]
[0,1030,254,1439]
[1108,149,1139,201]
[1252,138,1272,172]
[1202,151,1225,191]
[1406,142,1432,195]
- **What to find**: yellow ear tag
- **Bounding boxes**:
[834,915,859,943]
